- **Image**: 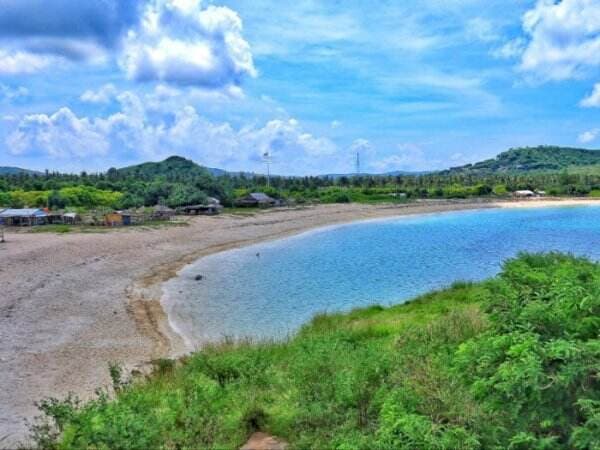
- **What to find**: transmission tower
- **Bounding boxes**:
[263,151,272,187]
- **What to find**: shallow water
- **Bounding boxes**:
[163,206,600,348]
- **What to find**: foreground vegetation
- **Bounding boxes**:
[1,147,600,211]
[33,253,600,449]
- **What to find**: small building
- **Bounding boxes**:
[63,212,80,225]
[535,190,547,196]
[182,199,224,216]
[152,205,175,220]
[0,208,48,226]
[104,211,132,226]
[235,192,277,208]
[513,190,535,198]
[47,211,65,224]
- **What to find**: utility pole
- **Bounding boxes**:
[356,151,360,175]
[263,151,272,188]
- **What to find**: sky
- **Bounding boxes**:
[1,0,600,175]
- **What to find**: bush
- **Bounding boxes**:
[33,253,600,449]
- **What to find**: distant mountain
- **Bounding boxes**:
[0,166,41,175]
[445,146,600,174]
[115,156,213,180]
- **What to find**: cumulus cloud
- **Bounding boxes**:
[578,128,599,143]
[0,0,255,90]
[80,84,118,104]
[519,0,600,81]
[7,107,110,158]
[0,49,53,75]
[580,82,600,107]
[121,0,256,88]
[491,38,526,59]
[0,0,141,72]
[6,92,336,173]
[371,143,439,172]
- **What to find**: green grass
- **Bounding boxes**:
[32,253,600,450]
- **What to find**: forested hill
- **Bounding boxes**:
[114,156,213,181]
[446,146,600,174]
[0,166,40,175]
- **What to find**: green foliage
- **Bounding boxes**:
[33,253,600,449]
[449,146,600,174]
[2,147,600,210]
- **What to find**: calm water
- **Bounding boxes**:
[163,206,600,348]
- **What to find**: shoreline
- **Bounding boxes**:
[153,197,600,355]
[1,197,599,448]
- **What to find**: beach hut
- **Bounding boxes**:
[152,205,175,220]
[47,211,66,224]
[182,197,223,215]
[0,208,48,226]
[235,192,277,208]
[104,211,132,226]
[63,212,80,225]
[182,203,223,216]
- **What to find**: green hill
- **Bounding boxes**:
[115,156,214,181]
[34,253,600,450]
[0,166,41,175]
[447,146,600,173]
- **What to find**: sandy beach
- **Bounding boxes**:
[1,198,598,447]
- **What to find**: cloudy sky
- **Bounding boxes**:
[1,0,600,175]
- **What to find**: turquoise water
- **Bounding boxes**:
[163,206,600,348]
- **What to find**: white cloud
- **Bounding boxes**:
[0,0,255,90]
[578,128,599,143]
[0,50,53,75]
[7,107,110,158]
[80,84,118,104]
[349,139,374,156]
[580,82,600,107]
[121,0,256,88]
[491,37,526,59]
[466,17,499,42]
[6,92,337,173]
[0,84,29,102]
[0,0,141,73]
[519,0,600,81]
[371,143,440,172]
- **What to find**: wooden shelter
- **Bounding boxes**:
[63,212,80,224]
[104,211,132,226]
[0,208,48,226]
[182,197,223,215]
[235,192,276,207]
[153,205,176,220]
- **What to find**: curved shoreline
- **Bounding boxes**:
[146,197,600,357]
[1,198,598,448]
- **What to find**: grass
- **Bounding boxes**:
[31,253,600,450]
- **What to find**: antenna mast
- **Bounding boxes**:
[263,151,272,187]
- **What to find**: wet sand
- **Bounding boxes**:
[1,198,598,447]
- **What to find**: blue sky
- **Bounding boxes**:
[1,0,600,175]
